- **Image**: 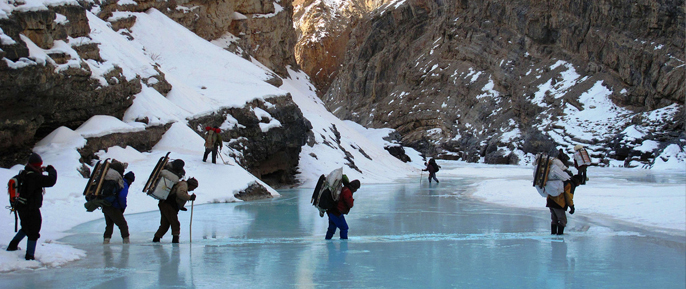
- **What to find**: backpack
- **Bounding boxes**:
[533,153,553,188]
[429,159,440,172]
[311,168,344,216]
[8,171,28,232]
[149,170,180,200]
[99,179,120,204]
[7,171,24,211]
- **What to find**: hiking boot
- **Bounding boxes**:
[557,226,565,235]
[123,237,130,244]
[172,236,179,243]
[103,238,111,244]
[152,236,160,243]
[25,240,36,261]
[551,224,558,235]
[6,240,19,251]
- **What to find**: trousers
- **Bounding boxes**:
[326,212,349,240]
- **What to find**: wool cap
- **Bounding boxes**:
[187,177,199,190]
[124,171,135,183]
[574,144,584,151]
[172,159,185,170]
[28,153,42,165]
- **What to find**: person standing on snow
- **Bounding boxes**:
[203,126,223,164]
[423,158,440,184]
[103,171,135,244]
[6,153,57,260]
[325,179,360,240]
[152,159,198,243]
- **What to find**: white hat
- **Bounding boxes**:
[574,144,583,151]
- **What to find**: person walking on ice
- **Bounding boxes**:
[102,170,135,244]
[152,159,198,243]
[533,154,580,236]
[573,144,591,184]
[6,153,57,260]
[326,179,360,240]
[423,158,440,184]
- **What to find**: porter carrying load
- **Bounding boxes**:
[311,167,345,217]
[84,159,127,212]
[143,152,184,200]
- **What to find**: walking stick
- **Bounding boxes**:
[218,152,231,165]
[189,200,194,243]
[420,171,423,184]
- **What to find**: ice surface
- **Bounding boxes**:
[1,177,683,288]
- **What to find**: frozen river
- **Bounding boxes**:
[2,177,685,288]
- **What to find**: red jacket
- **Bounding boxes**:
[335,187,354,215]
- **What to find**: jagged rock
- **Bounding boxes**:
[188,94,312,188]
[234,182,273,201]
[77,163,91,179]
[317,0,684,164]
[293,0,393,93]
[384,145,411,162]
[77,124,172,165]
[228,0,299,77]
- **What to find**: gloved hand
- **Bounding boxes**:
[569,205,575,214]
[189,194,196,201]
[45,165,55,172]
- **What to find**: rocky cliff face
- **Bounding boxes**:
[320,0,685,166]
[0,2,145,167]
[0,0,308,191]
[188,94,312,188]
[293,0,391,92]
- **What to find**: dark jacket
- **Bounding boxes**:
[424,161,438,173]
[18,165,57,210]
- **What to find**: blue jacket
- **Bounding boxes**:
[111,180,130,210]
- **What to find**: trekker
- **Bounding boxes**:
[6,153,57,260]
[423,158,440,183]
[534,155,578,235]
[557,148,570,166]
[325,179,360,240]
[573,145,590,184]
[103,171,135,244]
[203,126,223,164]
[153,159,197,243]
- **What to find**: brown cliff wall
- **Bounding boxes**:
[322,0,685,164]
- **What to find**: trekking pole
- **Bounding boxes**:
[420,171,423,184]
[189,200,194,243]
[218,152,231,165]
